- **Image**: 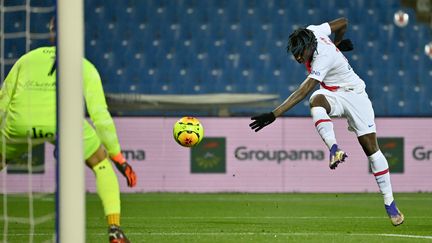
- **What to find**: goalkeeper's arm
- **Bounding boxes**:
[82,59,137,187]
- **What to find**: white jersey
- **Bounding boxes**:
[306,23,365,92]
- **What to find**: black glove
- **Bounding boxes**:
[249,112,276,132]
[336,39,354,52]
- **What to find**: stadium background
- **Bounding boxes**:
[1,0,432,191]
[1,0,431,190]
[1,0,432,242]
[2,0,432,117]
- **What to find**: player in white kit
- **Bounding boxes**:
[249,18,404,226]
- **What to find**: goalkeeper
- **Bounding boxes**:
[0,18,136,243]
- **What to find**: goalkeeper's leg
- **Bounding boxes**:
[86,146,121,226]
[86,146,130,242]
[84,122,130,242]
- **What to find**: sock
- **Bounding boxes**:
[92,158,121,226]
[107,213,120,226]
[311,107,337,149]
[368,150,394,205]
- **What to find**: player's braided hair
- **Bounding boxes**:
[286,28,317,58]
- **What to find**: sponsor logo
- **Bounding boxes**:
[234,146,324,164]
[122,149,146,161]
[371,138,404,174]
[191,137,226,173]
[412,146,432,160]
[32,127,55,139]
[24,80,56,91]
[310,70,320,76]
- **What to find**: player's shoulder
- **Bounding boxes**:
[307,23,331,36]
[82,58,102,81]
[19,46,55,61]
[83,58,98,72]
[312,42,335,64]
[28,46,55,55]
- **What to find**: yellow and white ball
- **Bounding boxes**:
[173,117,204,147]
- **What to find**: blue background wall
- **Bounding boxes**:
[2,0,432,116]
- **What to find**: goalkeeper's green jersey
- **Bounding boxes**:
[0,46,122,156]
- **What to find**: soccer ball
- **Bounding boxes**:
[173,117,204,147]
[393,10,409,27]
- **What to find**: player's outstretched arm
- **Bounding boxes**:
[272,77,319,117]
[249,77,319,132]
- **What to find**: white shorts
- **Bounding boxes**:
[309,88,376,137]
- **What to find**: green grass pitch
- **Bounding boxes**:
[1,193,431,242]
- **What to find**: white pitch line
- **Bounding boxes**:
[378,234,432,240]
[88,197,432,202]
[116,216,432,220]
[124,232,432,240]
[5,232,432,240]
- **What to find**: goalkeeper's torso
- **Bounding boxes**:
[2,46,57,140]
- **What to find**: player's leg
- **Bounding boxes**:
[357,133,404,226]
[309,91,347,169]
[344,91,404,226]
[83,121,130,242]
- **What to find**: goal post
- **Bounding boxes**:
[57,0,85,242]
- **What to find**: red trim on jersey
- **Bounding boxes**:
[315,119,332,127]
[320,82,340,91]
[373,168,389,177]
[305,59,339,92]
[305,60,312,73]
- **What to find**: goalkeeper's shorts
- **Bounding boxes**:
[0,119,101,162]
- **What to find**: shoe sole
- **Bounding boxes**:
[329,152,347,170]
[391,213,404,226]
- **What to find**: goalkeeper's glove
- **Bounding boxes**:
[111,153,137,187]
[249,112,276,132]
[336,39,354,52]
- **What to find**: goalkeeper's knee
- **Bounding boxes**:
[86,146,107,168]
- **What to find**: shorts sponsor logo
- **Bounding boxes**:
[235,146,324,164]
[191,137,226,173]
[32,127,55,139]
[371,137,404,174]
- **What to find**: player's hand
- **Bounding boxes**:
[111,153,137,187]
[249,112,276,132]
[336,39,354,52]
